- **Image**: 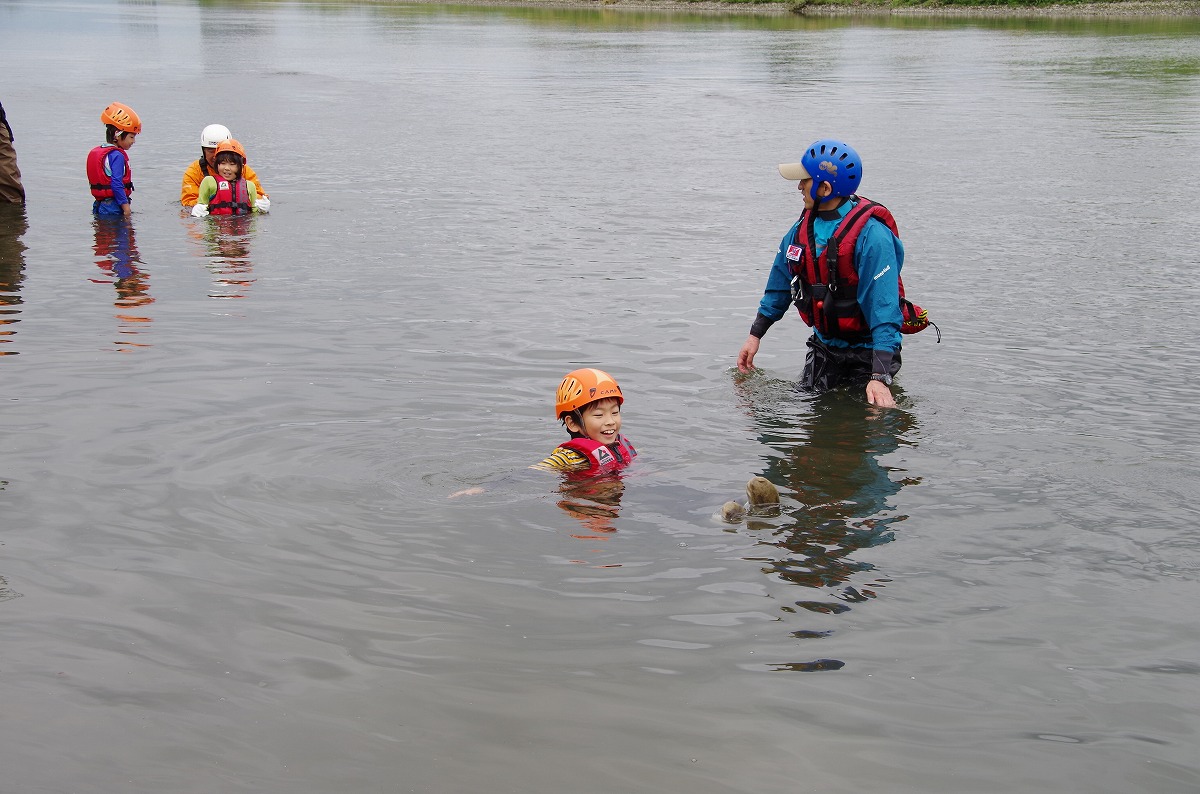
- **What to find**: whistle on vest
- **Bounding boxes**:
[793,277,837,318]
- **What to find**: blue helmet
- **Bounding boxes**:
[800,139,862,202]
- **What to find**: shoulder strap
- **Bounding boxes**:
[825,197,878,292]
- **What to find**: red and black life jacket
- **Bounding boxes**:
[209,177,251,216]
[86,145,134,200]
[562,435,637,477]
[787,196,930,342]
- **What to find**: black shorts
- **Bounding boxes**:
[800,335,902,394]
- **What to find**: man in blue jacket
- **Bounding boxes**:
[737,139,904,409]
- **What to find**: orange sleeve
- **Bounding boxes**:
[243,164,267,199]
[180,161,203,206]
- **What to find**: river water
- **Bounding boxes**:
[2,1,1199,791]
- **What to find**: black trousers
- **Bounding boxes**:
[800,335,902,393]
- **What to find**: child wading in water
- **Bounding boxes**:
[534,368,637,475]
[86,102,140,217]
[190,140,265,217]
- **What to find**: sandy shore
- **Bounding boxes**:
[417,0,1200,16]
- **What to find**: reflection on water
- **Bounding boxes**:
[0,475,18,602]
[186,214,258,299]
[836,11,1200,36]
[0,203,26,356]
[2,1,1199,789]
[0,573,20,603]
[557,473,627,566]
[90,217,153,349]
[737,379,917,671]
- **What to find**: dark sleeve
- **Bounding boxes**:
[750,313,776,339]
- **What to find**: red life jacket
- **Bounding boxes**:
[209,177,251,216]
[561,435,637,477]
[86,145,134,200]
[787,196,930,341]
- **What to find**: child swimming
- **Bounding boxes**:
[534,368,637,475]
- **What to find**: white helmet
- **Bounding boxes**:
[200,124,232,148]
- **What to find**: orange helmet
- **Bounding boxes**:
[100,102,141,134]
[214,139,246,164]
[555,368,623,418]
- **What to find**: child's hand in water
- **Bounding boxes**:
[448,487,485,499]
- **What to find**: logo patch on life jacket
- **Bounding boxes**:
[595,447,615,466]
[786,244,803,261]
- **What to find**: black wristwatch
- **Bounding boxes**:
[870,373,893,386]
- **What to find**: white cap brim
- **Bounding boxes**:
[778,162,811,180]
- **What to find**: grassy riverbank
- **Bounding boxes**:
[434,0,1200,15]
[712,0,1196,9]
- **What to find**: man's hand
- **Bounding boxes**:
[865,379,895,408]
[737,336,761,373]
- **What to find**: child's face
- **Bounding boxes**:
[116,132,136,151]
[216,158,240,180]
[566,398,622,445]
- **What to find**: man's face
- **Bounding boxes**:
[798,177,815,208]
[797,177,832,209]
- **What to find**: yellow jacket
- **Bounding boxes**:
[180,160,267,206]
